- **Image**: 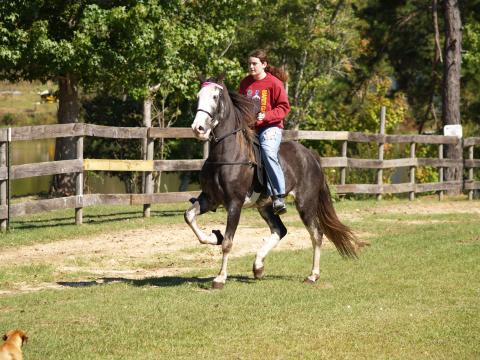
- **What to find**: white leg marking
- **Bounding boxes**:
[185,206,218,245]
[214,250,230,284]
[254,233,281,269]
[307,226,322,282]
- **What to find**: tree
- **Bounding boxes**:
[462,5,480,131]
[442,0,462,184]
[0,1,135,195]
[234,0,362,130]
[0,0,247,195]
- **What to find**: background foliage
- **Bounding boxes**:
[1,0,479,190]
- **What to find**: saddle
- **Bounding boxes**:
[252,135,267,193]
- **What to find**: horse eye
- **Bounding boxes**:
[213,95,218,100]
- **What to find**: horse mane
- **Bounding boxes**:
[203,76,256,159]
[227,90,256,160]
[228,91,256,133]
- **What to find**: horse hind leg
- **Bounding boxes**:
[296,203,323,284]
[184,194,222,245]
[304,219,323,284]
[253,206,288,280]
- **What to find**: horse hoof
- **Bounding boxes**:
[303,275,319,284]
[253,266,265,280]
[212,281,225,290]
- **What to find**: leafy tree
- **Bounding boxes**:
[233,0,362,131]
[0,0,248,194]
[461,1,480,132]
[0,1,147,195]
[79,0,250,192]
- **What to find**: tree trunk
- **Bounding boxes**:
[442,0,463,191]
[50,74,80,196]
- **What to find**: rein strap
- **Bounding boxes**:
[205,160,255,167]
[206,128,256,167]
[211,127,243,143]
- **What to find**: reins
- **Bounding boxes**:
[197,82,256,167]
[205,128,255,167]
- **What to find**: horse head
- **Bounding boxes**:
[191,75,226,141]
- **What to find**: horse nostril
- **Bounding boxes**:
[198,126,205,132]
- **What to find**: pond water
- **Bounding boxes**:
[11,139,199,197]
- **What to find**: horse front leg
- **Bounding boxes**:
[184,194,223,245]
[253,206,288,279]
[212,201,242,289]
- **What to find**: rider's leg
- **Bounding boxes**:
[259,126,286,215]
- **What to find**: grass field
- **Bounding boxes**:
[0,198,479,359]
[0,80,57,126]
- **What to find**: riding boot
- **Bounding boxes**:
[272,195,287,216]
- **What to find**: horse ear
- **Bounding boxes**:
[198,73,206,83]
[217,73,226,83]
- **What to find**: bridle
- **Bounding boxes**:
[196,82,255,167]
[195,82,222,136]
[196,83,241,144]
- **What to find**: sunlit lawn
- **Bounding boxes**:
[0,198,479,359]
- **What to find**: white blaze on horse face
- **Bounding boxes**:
[191,84,222,141]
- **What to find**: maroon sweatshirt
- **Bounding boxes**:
[239,73,290,129]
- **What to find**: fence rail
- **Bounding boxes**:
[0,117,478,229]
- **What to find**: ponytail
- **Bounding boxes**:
[265,65,288,83]
[248,49,289,83]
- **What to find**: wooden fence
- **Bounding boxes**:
[0,119,478,230]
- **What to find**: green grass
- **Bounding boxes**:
[0,80,57,126]
[0,199,479,359]
[1,203,190,249]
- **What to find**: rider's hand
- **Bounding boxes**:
[257,112,265,121]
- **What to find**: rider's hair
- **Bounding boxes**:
[248,49,288,83]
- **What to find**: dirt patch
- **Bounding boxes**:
[1,198,474,296]
[0,224,317,268]
[1,221,353,296]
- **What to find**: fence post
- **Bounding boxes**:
[410,142,416,201]
[468,145,474,200]
[377,107,386,200]
[75,136,83,224]
[438,144,444,201]
[341,140,347,186]
[143,98,154,218]
[0,140,6,231]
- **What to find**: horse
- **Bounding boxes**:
[185,75,363,289]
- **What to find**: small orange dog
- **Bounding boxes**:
[0,330,28,360]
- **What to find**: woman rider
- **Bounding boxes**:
[239,49,290,215]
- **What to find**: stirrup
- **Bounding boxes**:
[273,198,287,216]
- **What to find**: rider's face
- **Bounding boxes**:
[248,57,267,79]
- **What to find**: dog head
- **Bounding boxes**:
[3,330,28,346]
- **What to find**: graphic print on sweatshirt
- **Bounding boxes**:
[247,89,269,113]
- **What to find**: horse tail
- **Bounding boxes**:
[311,151,367,258]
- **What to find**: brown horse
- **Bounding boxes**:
[185,76,363,289]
